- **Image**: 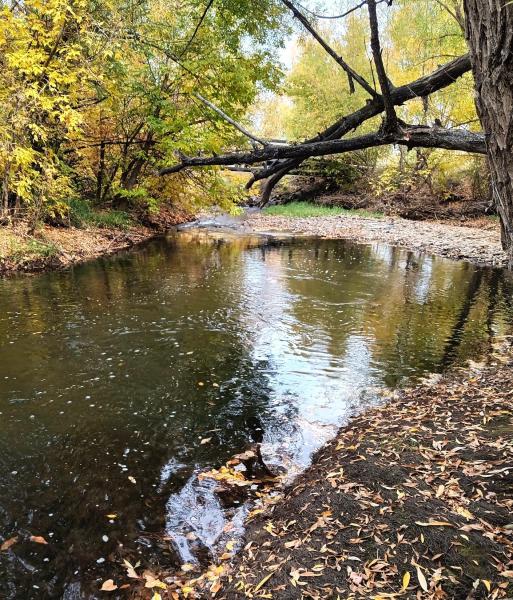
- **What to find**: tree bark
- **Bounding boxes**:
[464,0,513,265]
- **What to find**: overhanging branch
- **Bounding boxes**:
[248,54,472,185]
[159,125,485,175]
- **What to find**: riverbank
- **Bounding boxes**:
[212,346,513,599]
[240,211,507,267]
[0,209,191,276]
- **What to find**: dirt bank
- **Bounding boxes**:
[214,347,513,600]
[240,212,506,267]
[0,210,191,276]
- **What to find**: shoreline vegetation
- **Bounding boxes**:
[179,345,513,600]
[0,203,506,277]
[0,206,191,277]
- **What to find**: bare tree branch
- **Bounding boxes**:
[367,0,397,130]
[293,0,378,20]
[281,0,378,97]
[194,93,271,148]
[160,125,485,175]
[249,54,472,185]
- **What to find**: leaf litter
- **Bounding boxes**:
[213,347,513,599]
[95,346,513,598]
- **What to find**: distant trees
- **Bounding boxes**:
[0,0,285,224]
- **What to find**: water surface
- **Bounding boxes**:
[0,229,512,598]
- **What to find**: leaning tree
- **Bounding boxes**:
[464,0,513,264]
[161,0,513,266]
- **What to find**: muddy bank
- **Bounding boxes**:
[0,211,191,276]
[239,212,506,267]
[214,347,513,599]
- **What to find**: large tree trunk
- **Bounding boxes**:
[464,0,513,266]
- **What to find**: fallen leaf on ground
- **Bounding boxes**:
[254,572,274,592]
[416,565,428,591]
[100,579,118,591]
[402,571,410,590]
[1,536,18,551]
[30,535,48,544]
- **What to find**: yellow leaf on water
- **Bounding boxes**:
[1,536,18,551]
[416,565,428,591]
[105,514,117,519]
[402,571,411,590]
[100,579,118,591]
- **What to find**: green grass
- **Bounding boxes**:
[3,237,59,264]
[69,198,134,229]
[262,201,383,219]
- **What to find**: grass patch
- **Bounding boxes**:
[263,201,382,219]
[0,235,59,264]
[69,198,134,229]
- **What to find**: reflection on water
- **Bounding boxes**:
[0,229,512,598]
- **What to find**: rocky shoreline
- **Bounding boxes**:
[239,212,506,267]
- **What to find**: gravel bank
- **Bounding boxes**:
[241,213,506,267]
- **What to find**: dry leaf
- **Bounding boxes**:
[402,571,411,590]
[128,476,136,484]
[499,570,513,578]
[416,565,428,591]
[30,535,48,545]
[100,579,118,591]
[415,520,453,527]
[1,536,18,551]
[200,437,212,445]
[254,572,274,592]
[123,559,140,579]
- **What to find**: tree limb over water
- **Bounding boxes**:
[160,0,486,210]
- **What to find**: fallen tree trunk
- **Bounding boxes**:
[160,126,486,175]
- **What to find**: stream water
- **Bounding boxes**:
[0,228,512,598]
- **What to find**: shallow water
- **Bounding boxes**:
[0,229,512,598]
